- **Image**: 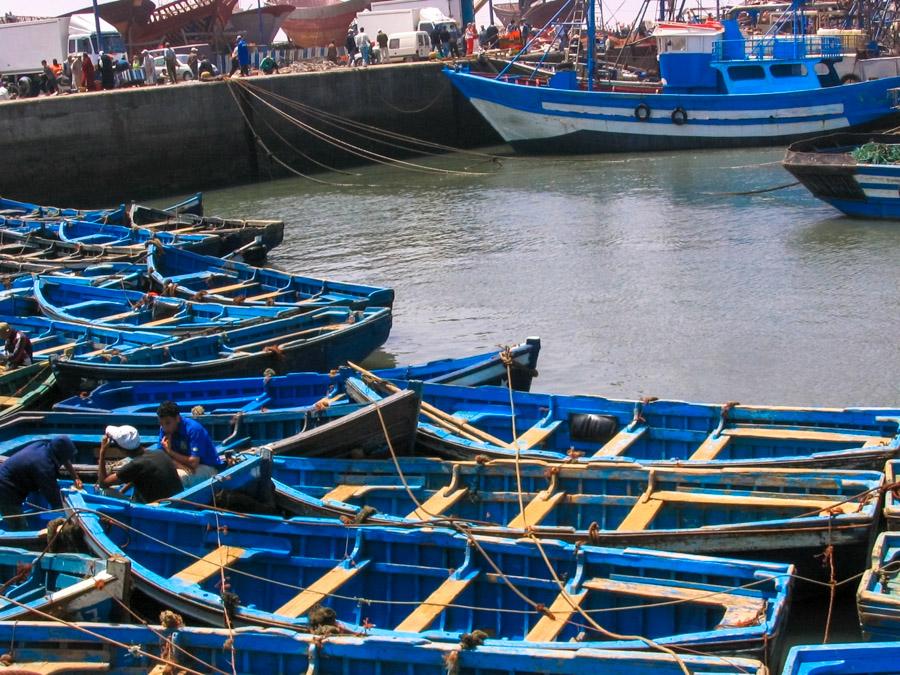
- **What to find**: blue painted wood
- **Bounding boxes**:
[0,621,767,674]
[857,531,900,640]
[52,306,392,391]
[883,460,900,529]
[65,489,792,659]
[346,378,900,469]
[53,338,541,413]
[782,642,900,675]
[148,243,395,309]
[33,275,301,334]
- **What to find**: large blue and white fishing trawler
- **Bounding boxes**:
[446,4,900,153]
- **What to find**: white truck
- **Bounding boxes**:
[0,15,123,79]
[353,6,456,42]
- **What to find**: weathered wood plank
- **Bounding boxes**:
[275,562,365,618]
[723,427,891,446]
[515,420,563,450]
[171,546,247,585]
[524,589,587,642]
[507,490,567,529]
[394,574,475,633]
[616,497,665,531]
[651,490,858,514]
[591,426,647,458]
[689,433,731,461]
[408,487,468,520]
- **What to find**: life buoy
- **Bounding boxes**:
[671,107,688,125]
[634,103,651,121]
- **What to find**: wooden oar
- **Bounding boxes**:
[347,362,513,449]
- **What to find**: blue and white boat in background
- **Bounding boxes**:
[446,8,900,153]
[783,132,900,218]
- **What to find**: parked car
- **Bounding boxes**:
[148,51,195,81]
[386,30,431,62]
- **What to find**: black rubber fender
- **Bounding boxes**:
[569,413,619,443]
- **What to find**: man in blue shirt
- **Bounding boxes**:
[236,35,250,76]
[157,400,223,487]
[0,435,83,530]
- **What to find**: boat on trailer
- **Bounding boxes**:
[783,132,900,219]
[446,17,900,154]
[65,489,792,660]
[345,375,900,469]
[857,531,900,640]
[214,453,882,580]
[53,338,541,413]
[0,621,769,675]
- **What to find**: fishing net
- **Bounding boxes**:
[851,142,900,164]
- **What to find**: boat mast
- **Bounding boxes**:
[587,0,596,89]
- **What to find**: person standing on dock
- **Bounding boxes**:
[0,435,82,530]
[97,425,182,503]
[0,323,32,369]
[236,35,251,76]
[187,48,199,80]
[68,55,81,92]
[99,52,115,90]
[376,30,389,63]
[157,400,224,487]
[327,40,338,63]
[164,42,178,84]
[356,27,371,66]
[141,50,156,85]
[345,30,357,66]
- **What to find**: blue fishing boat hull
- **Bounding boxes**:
[784,132,900,219]
[65,489,792,660]
[446,68,900,153]
[54,338,541,413]
[857,531,900,640]
[782,642,900,675]
[0,621,767,674]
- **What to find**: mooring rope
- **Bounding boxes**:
[704,181,801,196]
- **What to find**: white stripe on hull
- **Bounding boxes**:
[470,98,850,142]
[542,101,846,120]
[862,187,900,198]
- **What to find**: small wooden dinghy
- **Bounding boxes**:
[247,454,882,580]
[0,548,129,623]
[782,642,900,675]
[33,276,300,335]
[0,362,57,422]
[54,338,541,414]
[148,244,395,309]
[65,490,792,660]
[346,375,900,470]
[0,621,768,675]
[53,306,392,392]
[883,460,900,530]
[857,531,900,641]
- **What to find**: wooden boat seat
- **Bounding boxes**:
[275,559,370,618]
[394,569,479,633]
[171,545,248,585]
[245,290,286,303]
[689,433,731,461]
[508,490,567,529]
[138,315,183,328]
[206,281,258,295]
[4,661,109,673]
[96,309,140,323]
[233,324,350,352]
[515,419,563,450]
[722,426,891,447]
[0,395,23,407]
[524,588,587,642]
[34,342,81,357]
[591,425,647,458]
[581,577,765,628]
[322,483,419,503]
[408,486,469,520]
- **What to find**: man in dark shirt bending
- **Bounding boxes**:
[97,425,182,503]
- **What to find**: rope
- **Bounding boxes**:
[210,486,239,675]
[704,181,801,196]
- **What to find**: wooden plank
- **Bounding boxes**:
[139,315,182,328]
[616,497,665,531]
[723,426,891,446]
[34,342,79,356]
[507,490,567,529]
[322,484,363,503]
[651,490,859,514]
[0,395,23,407]
[394,573,475,633]
[275,562,365,618]
[524,589,587,642]
[689,433,731,461]
[582,577,765,628]
[591,425,647,458]
[205,281,257,295]
[5,662,109,674]
[96,309,140,323]
[515,420,562,450]
[408,487,468,520]
[171,545,247,585]
[233,324,349,352]
[245,290,285,302]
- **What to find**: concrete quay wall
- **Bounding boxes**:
[0,63,500,207]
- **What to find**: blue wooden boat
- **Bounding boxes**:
[0,548,128,623]
[0,621,768,675]
[346,372,900,469]
[0,362,57,422]
[148,244,395,309]
[856,531,900,640]
[783,132,900,219]
[216,453,881,580]
[33,275,301,335]
[782,642,900,675]
[58,219,222,255]
[53,338,541,413]
[445,19,900,154]
[65,489,792,659]
[0,391,419,477]
[883,460,900,529]
[0,196,124,222]
[53,306,392,392]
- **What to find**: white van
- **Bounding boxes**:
[386,30,431,62]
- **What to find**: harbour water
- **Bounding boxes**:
[202,145,900,409]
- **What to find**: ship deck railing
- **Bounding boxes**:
[712,35,843,62]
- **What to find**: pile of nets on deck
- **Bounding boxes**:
[851,142,900,164]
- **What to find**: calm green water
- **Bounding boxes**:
[201,146,900,409]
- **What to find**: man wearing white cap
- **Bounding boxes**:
[98,425,182,503]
